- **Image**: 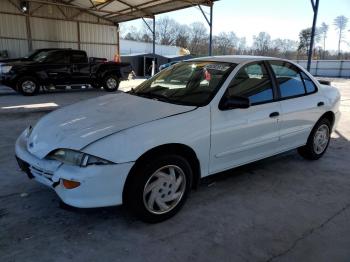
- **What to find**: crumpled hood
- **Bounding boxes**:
[27,92,195,159]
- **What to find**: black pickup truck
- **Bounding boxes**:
[0,49,132,96]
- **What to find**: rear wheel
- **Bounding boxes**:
[124,155,192,223]
[298,118,331,160]
[103,75,120,92]
[17,76,39,96]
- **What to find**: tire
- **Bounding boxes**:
[103,75,120,92]
[298,118,331,160]
[17,76,39,96]
[124,155,193,223]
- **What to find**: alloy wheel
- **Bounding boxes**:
[143,165,186,215]
[313,124,330,154]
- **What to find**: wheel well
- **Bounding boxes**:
[102,70,121,80]
[320,111,335,129]
[122,143,201,202]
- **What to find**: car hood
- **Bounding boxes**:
[27,92,196,159]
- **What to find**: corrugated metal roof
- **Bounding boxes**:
[61,0,217,23]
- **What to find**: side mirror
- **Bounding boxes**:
[219,95,250,110]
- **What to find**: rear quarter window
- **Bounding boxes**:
[301,72,317,93]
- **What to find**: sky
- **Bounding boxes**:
[121,0,350,52]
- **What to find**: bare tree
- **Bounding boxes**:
[333,15,348,57]
[253,32,271,55]
[156,16,178,45]
[297,28,321,58]
[236,37,247,55]
[175,24,190,48]
[189,22,208,55]
[122,25,140,41]
[213,32,238,55]
[139,20,153,43]
[319,22,329,59]
[272,38,298,58]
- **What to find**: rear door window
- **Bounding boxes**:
[270,61,306,99]
[71,52,88,63]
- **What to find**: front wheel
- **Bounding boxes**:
[124,155,192,223]
[298,118,331,160]
[17,76,39,96]
[103,75,120,92]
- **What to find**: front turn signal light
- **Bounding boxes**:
[62,179,81,189]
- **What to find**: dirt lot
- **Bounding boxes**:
[0,79,349,262]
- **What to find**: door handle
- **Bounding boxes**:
[317,101,324,107]
[269,112,280,118]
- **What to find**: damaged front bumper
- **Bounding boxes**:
[15,130,134,208]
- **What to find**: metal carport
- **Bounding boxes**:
[1,0,319,72]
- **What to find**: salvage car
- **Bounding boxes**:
[15,56,341,222]
[1,49,132,95]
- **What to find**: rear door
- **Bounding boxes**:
[268,60,324,151]
[69,51,90,84]
[210,61,281,174]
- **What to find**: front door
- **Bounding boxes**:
[210,61,281,174]
[42,50,70,85]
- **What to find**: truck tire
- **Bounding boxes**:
[103,75,120,92]
[17,76,39,96]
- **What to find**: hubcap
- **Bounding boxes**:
[143,165,186,214]
[22,80,36,93]
[106,78,117,89]
[313,124,330,154]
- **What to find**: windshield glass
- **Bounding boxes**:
[24,50,38,59]
[31,51,53,62]
[130,61,235,106]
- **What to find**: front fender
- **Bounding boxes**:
[82,106,211,177]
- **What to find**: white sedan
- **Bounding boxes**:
[15,56,341,222]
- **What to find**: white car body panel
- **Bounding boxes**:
[83,106,211,176]
[27,92,195,159]
[210,101,281,174]
[15,55,341,208]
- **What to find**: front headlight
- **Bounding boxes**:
[48,149,113,167]
[1,65,12,74]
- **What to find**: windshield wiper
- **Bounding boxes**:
[135,92,172,102]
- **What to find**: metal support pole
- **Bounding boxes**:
[116,23,120,58]
[24,2,33,52]
[25,14,33,52]
[142,17,156,75]
[198,2,213,56]
[77,21,81,50]
[307,0,319,72]
[152,16,156,76]
[209,3,213,56]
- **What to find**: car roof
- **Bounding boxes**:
[188,55,285,64]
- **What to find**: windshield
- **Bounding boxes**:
[30,51,53,62]
[24,50,38,59]
[130,61,235,106]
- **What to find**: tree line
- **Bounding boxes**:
[121,15,350,60]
